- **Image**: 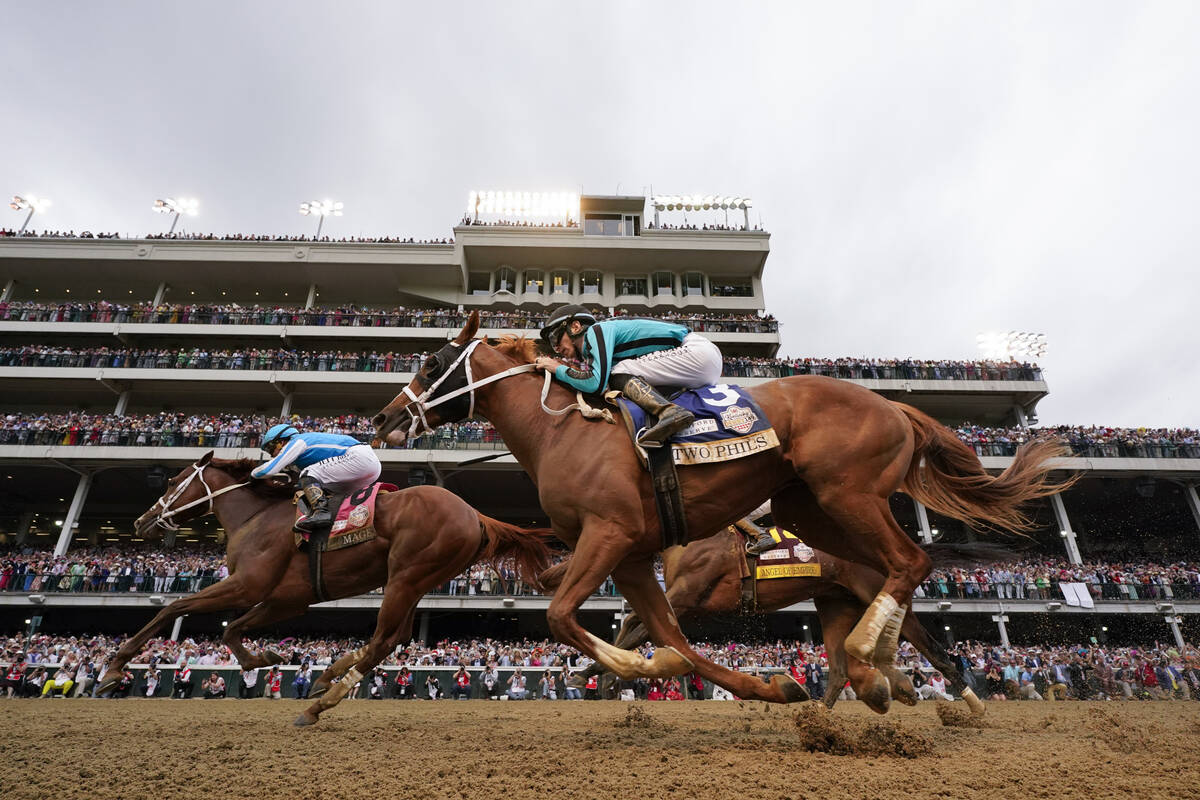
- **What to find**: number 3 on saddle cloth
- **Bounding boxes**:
[293,481,399,552]
[611,384,781,548]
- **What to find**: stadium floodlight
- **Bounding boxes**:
[976,331,1047,361]
[153,197,199,234]
[466,190,578,224]
[9,194,52,234]
[299,199,344,238]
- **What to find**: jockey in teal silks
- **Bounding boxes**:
[252,424,382,536]
[534,305,723,446]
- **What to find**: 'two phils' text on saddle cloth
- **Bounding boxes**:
[617,384,781,465]
[293,482,398,551]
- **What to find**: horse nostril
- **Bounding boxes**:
[372,413,387,427]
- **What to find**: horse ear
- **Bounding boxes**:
[453,310,480,345]
[198,450,214,466]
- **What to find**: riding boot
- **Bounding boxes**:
[614,375,694,447]
[736,518,778,555]
[294,475,332,537]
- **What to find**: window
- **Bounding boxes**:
[495,267,516,293]
[709,277,752,297]
[617,276,647,296]
[584,214,639,236]
[551,271,572,296]
[580,271,602,295]
[524,269,544,295]
[683,272,705,296]
[653,272,675,297]
[468,272,491,296]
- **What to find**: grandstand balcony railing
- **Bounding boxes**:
[916,579,1200,602]
[0,306,781,334]
[966,441,1200,460]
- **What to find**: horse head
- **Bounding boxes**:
[373,311,483,443]
[133,452,256,537]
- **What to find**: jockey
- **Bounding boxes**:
[251,424,382,536]
[535,305,723,446]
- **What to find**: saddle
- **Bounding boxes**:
[609,383,781,550]
[295,481,398,602]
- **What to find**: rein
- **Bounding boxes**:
[147,462,250,530]
[395,339,612,437]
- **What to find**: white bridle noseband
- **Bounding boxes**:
[145,461,250,531]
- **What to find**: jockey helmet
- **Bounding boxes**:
[262,424,299,450]
[540,304,597,346]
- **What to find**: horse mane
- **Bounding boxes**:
[209,457,297,498]
[489,334,540,365]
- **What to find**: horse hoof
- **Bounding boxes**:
[889,674,919,706]
[264,650,285,666]
[294,713,318,727]
[771,673,810,704]
[860,673,892,715]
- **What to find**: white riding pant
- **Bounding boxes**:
[300,444,381,493]
[611,332,723,388]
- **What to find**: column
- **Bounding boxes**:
[152,282,167,306]
[1165,615,1185,650]
[54,472,93,557]
[15,511,35,546]
[1049,493,1082,565]
[417,611,430,645]
[163,528,177,548]
[1185,485,1200,537]
[170,616,185,642]
[304,283,317,310]
[913,499,933,544]
[1011,404,1029,429]
[1,279,13,302]
[279,391,294,418]
[113,390,131,416]
[801,622,813,646]
[992,613,1010,648]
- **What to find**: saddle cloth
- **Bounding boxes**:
[294,481,398,551]
[615,383,781,466]
[752,528,822,580]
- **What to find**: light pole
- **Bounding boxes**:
[153,197,199,234]
[9,195,52,234]
[299,199,343,239]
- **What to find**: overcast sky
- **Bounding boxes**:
[4,2,1197,428]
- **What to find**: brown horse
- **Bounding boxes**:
[372,312,1068,705]
[98,452,551,726]
[542,529,999,713]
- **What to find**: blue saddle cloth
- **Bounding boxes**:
[617,384,780,465]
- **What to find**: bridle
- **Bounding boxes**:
[392,338,615,440]
[144,461,250,531]
[393,339,536,438]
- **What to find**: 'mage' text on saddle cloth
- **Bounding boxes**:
[293,482,397,551]
[615,384,781,465]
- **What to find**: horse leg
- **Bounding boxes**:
[773,484,930,666]
[545,526,691,680]
[296,585,420,726]
[814,594,891,714]
[899,606,985,715]
[612,558,807,704]
[96,575,271,695]
[222,593,311,671]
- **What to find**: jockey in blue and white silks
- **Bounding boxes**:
[252,424,382,535]
[535,305,723,445]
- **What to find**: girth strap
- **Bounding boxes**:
[307,526,332,604]
[646,443,688,549]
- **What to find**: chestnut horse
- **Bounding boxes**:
[542,529,1000,714]
[98,452,551,726]
[372,312,1067,704]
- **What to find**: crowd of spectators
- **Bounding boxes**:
[0,300,780,333]
[956,424,1200,459]
[458,217,578,228]
[0,546,227,594]
[643,221,761,232]
[722,356,1043,381]
[0,228,453,244]
[2,631,1195,702]
[917,558,1200,602]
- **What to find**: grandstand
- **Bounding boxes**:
[1,191,1197,651]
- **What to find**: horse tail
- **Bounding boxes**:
[894,402,1077,533]
[476,515,556,591]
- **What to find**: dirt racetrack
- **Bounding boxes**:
[3,698,1199,800]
